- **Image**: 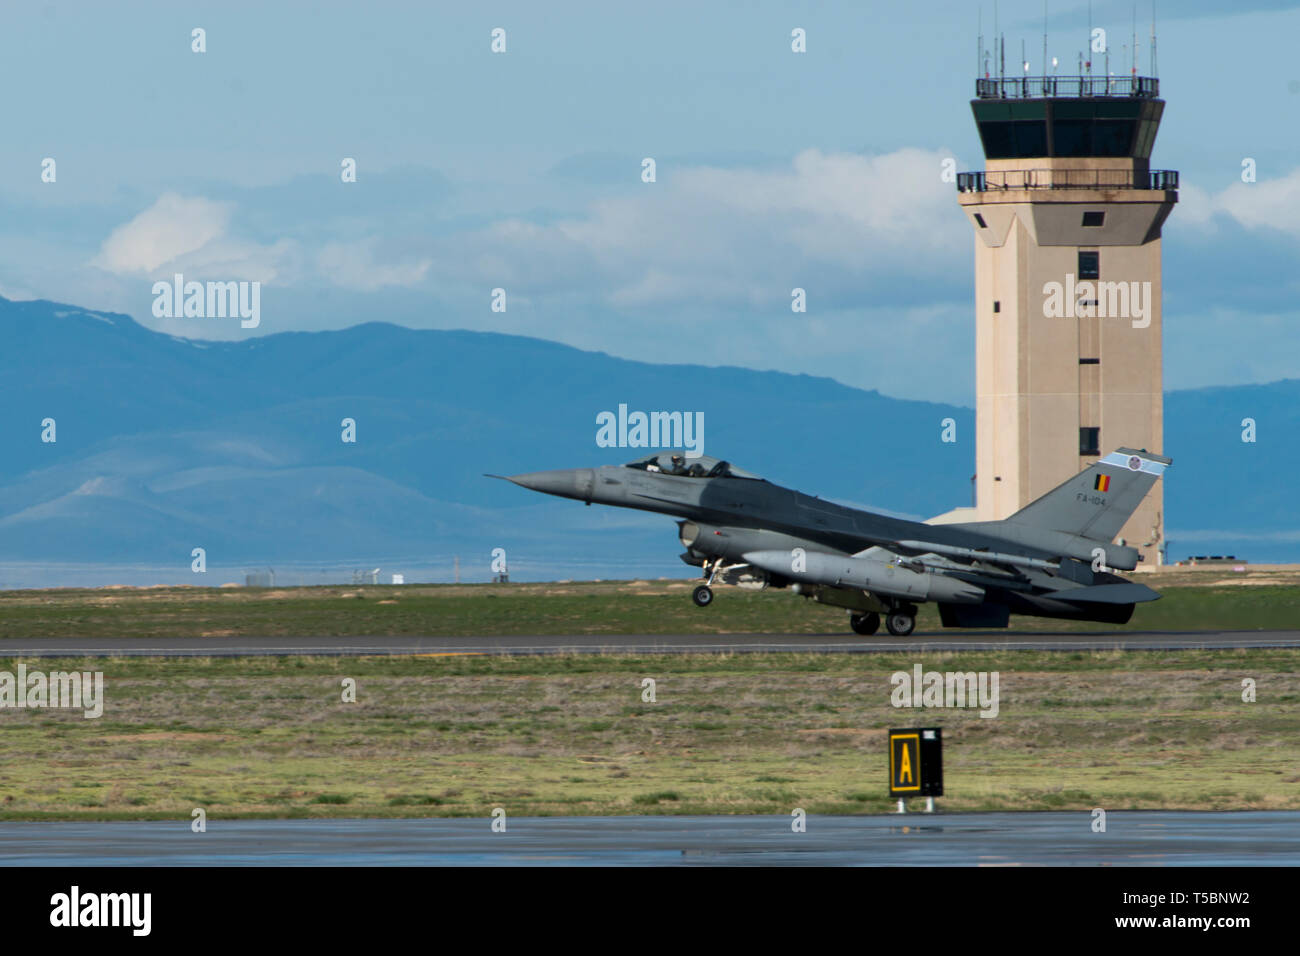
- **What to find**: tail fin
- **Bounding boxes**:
[1009,448,1170,543]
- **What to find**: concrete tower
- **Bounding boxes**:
[956,71,1177,566]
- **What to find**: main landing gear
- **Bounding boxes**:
[885,605,917,637]
[692,557,725,608]
[850,602,916,636]
[849,612,880,636]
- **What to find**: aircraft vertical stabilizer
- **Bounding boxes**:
[1007,448,1171,544]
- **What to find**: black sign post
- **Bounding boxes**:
[888,727,943,812]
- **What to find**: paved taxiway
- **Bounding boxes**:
[0,631,1297,657]
[2,812,1296,866]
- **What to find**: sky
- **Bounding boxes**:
[3,0,1299,406]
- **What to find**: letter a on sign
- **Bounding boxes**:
[889,731,921,794]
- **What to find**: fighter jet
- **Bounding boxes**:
[493,448,1170,636]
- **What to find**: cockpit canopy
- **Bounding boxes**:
[623,452,761,480]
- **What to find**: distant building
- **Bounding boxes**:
[244,569,274,587]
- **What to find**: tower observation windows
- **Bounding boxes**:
[972,101,1048,159]
[971,97,1163,160]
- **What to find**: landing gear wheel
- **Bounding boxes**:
[849,612,880,636]
[692,585,714,607]
[885,610,916,637]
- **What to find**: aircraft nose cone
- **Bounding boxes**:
[505,469,593,501]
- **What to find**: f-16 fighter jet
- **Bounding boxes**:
[493,448,1170,636]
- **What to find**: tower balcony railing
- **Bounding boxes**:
[975,75,1160,99]
[957,168,1179,192]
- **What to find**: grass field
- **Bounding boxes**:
[1,573,1300,639]
[1,649,1296,820]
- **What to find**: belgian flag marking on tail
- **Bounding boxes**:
[1094,474,1111,492]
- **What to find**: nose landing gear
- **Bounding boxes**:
[691,557,726,608]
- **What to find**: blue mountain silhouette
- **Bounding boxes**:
[0,296,1292,585]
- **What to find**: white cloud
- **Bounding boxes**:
[1172,182,1217,227]
[431,147,967,308]
[1177,168,1300,238]
[1216,169,1300,236]
[92,193,294,282]
[317,240,432,291]
[0,280,37,301]
[93,194,231,274]
[84,151,973,314]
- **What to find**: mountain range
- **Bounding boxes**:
[1,295,1294,586]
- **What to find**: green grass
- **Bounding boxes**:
[1,577,1299,639]
[0,650,1296,819]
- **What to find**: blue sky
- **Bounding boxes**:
[3,0,1299,405]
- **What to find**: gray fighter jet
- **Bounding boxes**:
[494,448,1170,636]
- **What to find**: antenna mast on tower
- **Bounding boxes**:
[1151,2,1158,76]
[994,0,1003,81]
[1132,3,1138,76]
[1086,0,1093,75]
[1043,1,1048,79]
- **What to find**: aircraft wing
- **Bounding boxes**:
[1048,582,1161,604]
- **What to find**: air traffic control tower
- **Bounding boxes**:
[956,71,1177,565]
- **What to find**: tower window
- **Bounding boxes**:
[1078,250,1100,280]
[974,213,988,228]
[993,300,1000,313]
[1079,357,1100,365]
[1080,427,1100,456]
[1082,211,1105,227]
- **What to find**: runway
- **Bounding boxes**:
[0,630,1297,657]
[2,812,1296,866]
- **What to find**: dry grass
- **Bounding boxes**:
[0,649,1295,819]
